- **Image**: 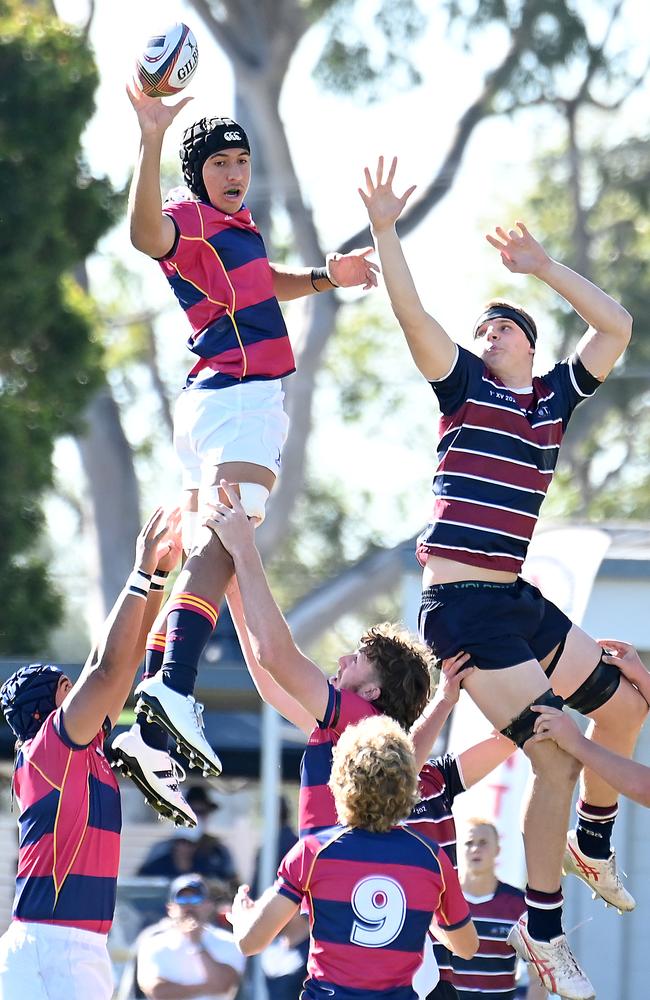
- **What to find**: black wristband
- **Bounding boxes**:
[310,266,333,292]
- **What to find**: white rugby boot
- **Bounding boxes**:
[562,829,635,914]
[135,675,222,777]
[507,913,595,1000]
[111,724,197,827]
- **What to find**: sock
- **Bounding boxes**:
[161,593,219,697]
[576,799,617,859]
[525,886,563,942]
[137,632,169,752]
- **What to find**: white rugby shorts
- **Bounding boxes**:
[0,920,113,1000]
[173,379,289,490]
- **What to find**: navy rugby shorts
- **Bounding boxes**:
[418,577,572,671]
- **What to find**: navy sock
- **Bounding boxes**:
[137,634,169,752]
[161,594,218,697]
[525,886,563,942]
[576,799,617,859]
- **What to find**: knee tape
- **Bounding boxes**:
[565,655,621,716]
[501,688,565,748]
[181,511,200,554]
[202,482,270,524]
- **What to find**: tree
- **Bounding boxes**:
[0,0,117,652]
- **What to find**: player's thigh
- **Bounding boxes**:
[539,623,602,698]
[462,657,552,731]
[203,460,277,493]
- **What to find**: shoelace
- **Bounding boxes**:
[189,696,206,736]
[553,937,588,981]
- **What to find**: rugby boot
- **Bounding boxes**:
[507,913,595,1000]
[562,829,635,913]
[111,724,197,827]
[135,675,223,777]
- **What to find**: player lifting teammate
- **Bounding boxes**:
[229,715,479,998]
[113,79,378,824]
[359,156,646,999]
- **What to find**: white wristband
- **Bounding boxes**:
[151,570,170,592]
[325,252,341,287]
[127,569,152,600]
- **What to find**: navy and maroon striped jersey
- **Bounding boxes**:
[417,346,600,573]
[159,196,295,390]
[451,882,525,999]
[12,709,121,934]
[299,684,380,838]
[407,754,466,985]
[277,824,471,999]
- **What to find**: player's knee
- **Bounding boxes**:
[526,736,581,785]
[238,482,270,523]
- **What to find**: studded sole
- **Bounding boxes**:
[111,748,196,827]
[135,694,222,777]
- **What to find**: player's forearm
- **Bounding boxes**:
[566,733,650,807]
[411,697,454,771]
[231,546,298,674]
[128,134,167,254]
[270,263,333,300]
[536,258,632,342]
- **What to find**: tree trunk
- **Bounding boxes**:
[75,386,141,631]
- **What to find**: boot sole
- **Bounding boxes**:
[111,746,196,827]
[136,693,223,777]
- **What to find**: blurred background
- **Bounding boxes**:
[1,0,649,997]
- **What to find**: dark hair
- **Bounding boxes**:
[477,299,538,348]
[360,623,432,730]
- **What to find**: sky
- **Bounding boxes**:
[47,0,649,649]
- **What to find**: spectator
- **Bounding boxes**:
[138,786,237,883]
[136,874,244,1000]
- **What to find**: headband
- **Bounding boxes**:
[473,306,537,349]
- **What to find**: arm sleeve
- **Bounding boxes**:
[435,848,472,930]
[543,353,601,427]
[429,345,483,415]
[158,199,202,267]
[431,752,466,803]
[276,838,312,905]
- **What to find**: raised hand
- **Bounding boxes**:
[155,507,183,574]
[134,507,170,575]
[598,638,648,689]
[327,247,379,291]
[204,481,256,556]
[530,704,582,753]
[126,76,193,137]
[358,156,416,234]
[485,222,551,277]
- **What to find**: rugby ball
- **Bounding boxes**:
[136,23,199,98]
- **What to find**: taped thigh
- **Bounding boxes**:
[564,655,622,716]
[501,688,565,748]
[201,482,270,524]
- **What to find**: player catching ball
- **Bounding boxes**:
[359,156,643,999]
[113,77,379,823]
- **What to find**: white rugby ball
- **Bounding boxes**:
[136,22,198,98]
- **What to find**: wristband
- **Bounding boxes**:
[127,569,152,600]
[151,569,170,592]
[310,266,333,292]
[325,252,341,287]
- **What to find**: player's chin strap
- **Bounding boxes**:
[501,689,565,748]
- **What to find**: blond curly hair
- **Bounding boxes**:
[329,715,419,833]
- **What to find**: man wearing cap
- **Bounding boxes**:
[359,156,645,1000]
[136,874,244,1000]
[0,509,184,1000]
[116,79,380,822]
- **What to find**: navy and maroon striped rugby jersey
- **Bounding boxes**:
[451,881,526,1000]
[12,708,121,934]
[159,197,295,390]
[417,346,601,574]
[299,684,380,838]
[277,823,471,999]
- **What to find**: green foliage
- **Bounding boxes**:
[498,134,650,519]
[313,0,424,100]
[0,0,119,652]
